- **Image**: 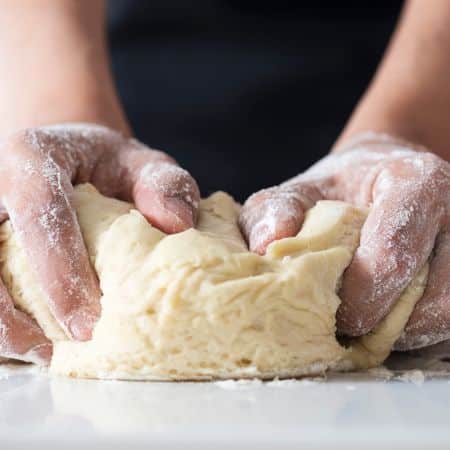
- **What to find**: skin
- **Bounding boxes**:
[240,0,450,351]
[1,0,450,364]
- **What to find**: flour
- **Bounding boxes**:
[214,377,323,390]
[266,378,323,388]
[395,369,425,385]
[214,379,263,390]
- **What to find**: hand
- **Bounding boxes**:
[239,133,450,350]
[0,124,200,364]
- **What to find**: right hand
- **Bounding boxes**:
[0,124,200,365]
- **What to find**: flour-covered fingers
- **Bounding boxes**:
[239,184,322,254]
[0,132,101,341]
[394,230,450,350]
[116,142,200,233]
[337,154,447,337]
[0,280,52,365]
[28,126,201,234]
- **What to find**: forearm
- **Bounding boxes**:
[0,0,129,138]
[337,0,450,161]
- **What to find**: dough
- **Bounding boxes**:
[0,184,428,380]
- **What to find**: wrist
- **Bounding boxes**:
[0,0,130,137]
[335,98,450,162]
[0,70,131,138]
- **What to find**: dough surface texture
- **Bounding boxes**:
[0,184,428,380]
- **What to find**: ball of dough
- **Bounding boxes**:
[0,184,427,380]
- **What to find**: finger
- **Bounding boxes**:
[406,339,450,360]
[0,280,52,365]
[114,142,200,233]
[43,126,201,234]
[239,184,322,254]
[0,131,101,341]
[394,231,450,350]
[336,158,441,337]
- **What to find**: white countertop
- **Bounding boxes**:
[1,361,449,450]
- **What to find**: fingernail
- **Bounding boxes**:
[67,309,99,341]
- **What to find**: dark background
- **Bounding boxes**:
[108,1,402,201]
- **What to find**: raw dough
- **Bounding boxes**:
[0,184,428,380]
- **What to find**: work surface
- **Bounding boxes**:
[1,360,449,450]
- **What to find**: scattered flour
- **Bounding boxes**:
[214,377,324,390]
[395,369,425,386]
[214,378,263,390]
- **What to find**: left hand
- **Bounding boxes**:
[0,124,200,364]
[238,134,450,350]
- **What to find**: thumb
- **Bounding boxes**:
[239,184,322,254]
[116,141,200,234]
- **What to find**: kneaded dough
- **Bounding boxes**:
[0,184,428,380]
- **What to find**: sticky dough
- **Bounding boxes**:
[0,184,428,380]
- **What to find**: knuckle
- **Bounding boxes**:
[379,152,450,203]
[0,141,69,208]
[1,128,51,171]
[4,128,45,154]
[245,187,279,206]
[245,183,320,212]
[404,152,447,181]
[0,129,62,196]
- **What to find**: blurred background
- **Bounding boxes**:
[108,1,402,201]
